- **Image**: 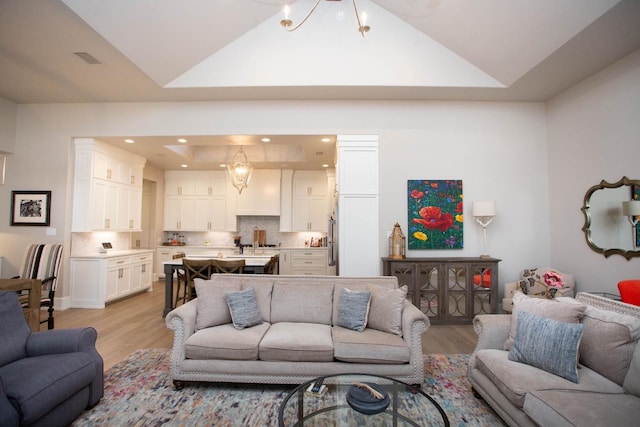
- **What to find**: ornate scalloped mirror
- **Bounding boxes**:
[581,176,640,260]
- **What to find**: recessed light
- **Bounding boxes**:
[321,137,331,143]
[322,164,329,168]
[124,139,134,144]
[220,164,226,168]
[261,138,271,143]
[181,164,188,168]
[178,138,187,143]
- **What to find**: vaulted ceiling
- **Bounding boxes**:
[1,0,640,104]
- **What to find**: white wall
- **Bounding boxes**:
[0,97,17,153]
[0,99,551,304]
[546,49,640,292]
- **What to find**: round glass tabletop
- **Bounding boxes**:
[278,373,450,427]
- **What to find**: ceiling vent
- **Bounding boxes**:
[73,52,102,64]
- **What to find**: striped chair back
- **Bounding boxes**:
[20,244,64,293]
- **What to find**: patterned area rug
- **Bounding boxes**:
[73,349,504,426]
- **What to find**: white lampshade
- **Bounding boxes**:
[472,201,496,217]
[622,200,640,216]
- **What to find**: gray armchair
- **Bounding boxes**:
[0,291,103,426]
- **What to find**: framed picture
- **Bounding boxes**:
[408,179,464,250]
[10,191,51,226]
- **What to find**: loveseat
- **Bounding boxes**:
[0,291,103,427]
[469,292,640,427]
[165,275,428,388]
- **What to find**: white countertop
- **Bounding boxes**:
[70,249,154,259]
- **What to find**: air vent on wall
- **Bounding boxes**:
[73,52,102,65]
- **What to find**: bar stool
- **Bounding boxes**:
[212,259,245,274]
[172,252,189,306]
[183,259,215,299]
[265,255,279,274]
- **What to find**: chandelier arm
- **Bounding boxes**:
[283,0,323,32]
[352,0,368,37]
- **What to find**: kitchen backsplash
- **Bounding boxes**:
[71,216,326,255]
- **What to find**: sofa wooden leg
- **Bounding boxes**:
[472,387,483,399]
[173,380,185,390]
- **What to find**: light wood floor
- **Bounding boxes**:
[50,281,478,370]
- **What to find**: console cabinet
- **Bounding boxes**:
[382,257,500,324]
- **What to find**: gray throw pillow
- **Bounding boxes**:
[509,311,584,383]
[336,288,371,332]
[225,287,263,330]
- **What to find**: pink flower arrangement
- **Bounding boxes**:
[543,271,565,288]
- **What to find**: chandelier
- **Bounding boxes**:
[281,0,370,37]
[227,146,253,194]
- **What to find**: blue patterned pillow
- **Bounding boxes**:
[225,287,263,330]
[337,288,371,332]
[509,311,585,383]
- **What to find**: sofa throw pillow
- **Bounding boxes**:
[195,279,241,330]
[336,288,371,332]
[225,287,263,330]
[367,285,408,336]
[504,292,586,350]
[509,311,584,383]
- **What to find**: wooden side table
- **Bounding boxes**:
[0,278,41,331]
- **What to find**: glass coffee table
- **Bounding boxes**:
[278,373,450,426]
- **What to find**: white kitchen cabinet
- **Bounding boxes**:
[130,253,153,292]
[235,169,281,216]
[293,171,328,196]
[291,171,329,232]
[72,138,146,232]
[165,171,225,196]
[163,171,227,231]
[155,247,176,279]
[70,250,154,308]
[279,249,330,275]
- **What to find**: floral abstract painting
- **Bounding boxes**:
[408,180,463,250]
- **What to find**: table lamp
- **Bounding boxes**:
[473,201,496,258]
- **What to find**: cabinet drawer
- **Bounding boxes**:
[291,267,327,275]
[131,254,152,263]
[291,253,326,267]
[106,257,130,268]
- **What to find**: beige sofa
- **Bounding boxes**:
[165,275,429,388]
[469,292,640,427]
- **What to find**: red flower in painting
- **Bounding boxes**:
[412,206,453,231]
[456,202,463,213]
[430,182,439,189]
[411,190,424,199]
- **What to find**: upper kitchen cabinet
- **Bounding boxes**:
[72,138,146,232]
[235,169,281,216]
[163,170,227,231]
[165,170,225,196]
[289,170,330,232]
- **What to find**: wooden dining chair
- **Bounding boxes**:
[212,259,245,274]
[172,252,189,306]
[182,259,214,300]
